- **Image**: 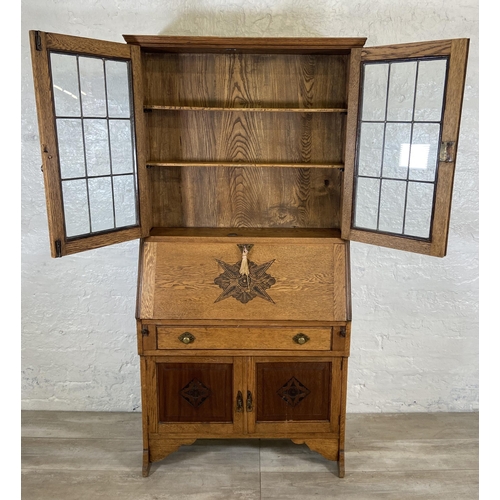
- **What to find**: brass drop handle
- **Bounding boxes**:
[178,332,195,344]
[246,390,253,412]
[236,391,243,412]
[293,333,310,345]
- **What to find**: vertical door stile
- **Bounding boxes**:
[129,44,152,237]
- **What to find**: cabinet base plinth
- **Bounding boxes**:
[291,438,342,477]
[145,437,343,477]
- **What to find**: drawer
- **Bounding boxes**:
[156,326,345,351]
[138,239,349,322]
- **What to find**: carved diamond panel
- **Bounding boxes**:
[180,378,211,408]
[277,377,311,407]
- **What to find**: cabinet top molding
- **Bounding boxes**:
[121,35,368,53]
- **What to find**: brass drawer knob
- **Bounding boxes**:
[293,333,310,345]
[178,332,195,344]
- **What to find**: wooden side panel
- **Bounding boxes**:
[144,241,348,321]
[131,46,152,237]
[341,48,361,242]
[137,241,157,319]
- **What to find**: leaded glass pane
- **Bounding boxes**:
[50,53,80,117]
[50,52,138,238]
[353,57,448,239]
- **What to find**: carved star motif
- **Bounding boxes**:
[214,257,276,304]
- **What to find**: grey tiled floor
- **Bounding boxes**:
[21,411,479,499]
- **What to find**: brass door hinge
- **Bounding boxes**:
[55,239,62,258]
[35,31,42,51]
[439,141,456,162]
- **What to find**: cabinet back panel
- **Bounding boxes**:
[150,166,341,228]
[146,111,345,164]
[143,53,348,108]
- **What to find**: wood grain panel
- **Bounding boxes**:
[123,35,366,53]
[142,241,347,321]
[143,53,348,109]
[146,227,343,242]
[146,111,344,164]
[150,166,342,228]
[255,361,331,422]
[361,39,452,61]
[430,38,469,257]
[30,31,66,257]
[45,31,131,58]
[156,326,333,351]
[130,45,152,237]
[341,48,362,241]
[157,362,233,423]
[137,241,157,319]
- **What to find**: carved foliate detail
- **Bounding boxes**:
[180,379,211,408]
[277,377,311,407]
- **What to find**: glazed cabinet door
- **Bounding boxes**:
[142,357,245,436]
[29,31,150,257]
[246,358,344,435]
[342,39,469,256]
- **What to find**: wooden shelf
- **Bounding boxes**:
[146,161,344,169]
[144,105,348,113]
[146,227,343,243]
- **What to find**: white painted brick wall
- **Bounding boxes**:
[21,0,478,412]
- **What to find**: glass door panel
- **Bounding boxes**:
[342,39,469,256]
[30,31,148,256]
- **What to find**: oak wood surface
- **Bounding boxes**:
[430,38,470,257]
[137,241,349,321]
[341,48,362,243]
[130,46,152,238]
[144,105,347,113]
[146,111,344,164]
[143,53,348,109]
[30,30,66,258]
[156,326,334,351]
[142,51,347,230]
[146,161,344,168]
[146,227,343,241]
[361,39,452,61]
[255,361,331,422]
[344,38,469,256]
[123,35,367,53]
[157,362,234,423]
[30,30,144,257]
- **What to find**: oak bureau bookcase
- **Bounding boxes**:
[29,31,469,477]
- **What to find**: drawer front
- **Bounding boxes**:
[156,326,334,351]
[138,241,348,321]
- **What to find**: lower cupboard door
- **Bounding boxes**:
[150,358,244,435]
[249,358,343,435]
